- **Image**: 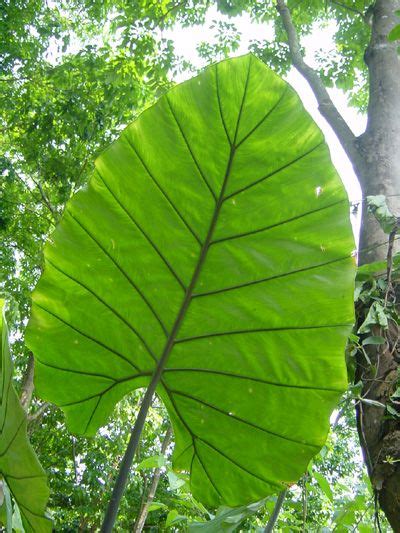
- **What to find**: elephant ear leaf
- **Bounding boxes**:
[0,301,51,532]
[26,54,355,507]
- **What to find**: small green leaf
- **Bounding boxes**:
[367,195,397,234]
[386,405,400,418]
[147,502,167,512]
[136,455,167,470]
[12,503,24,533]
[391,387,400,399]
[359,398,385,409]
[388,24,400,41]
[313,471,333,502]
[356,259,386,280]
[348,333,359,343]
[362,336,386,346]
[165,509,187,528]
[167,471,186,491]
[354,282,364,302]
[0,480,12,533]
[189,499,266,532]
[358,302,388,334]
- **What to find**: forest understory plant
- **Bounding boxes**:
[24,54,355,531]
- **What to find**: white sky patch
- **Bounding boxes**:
[45,6,365,240]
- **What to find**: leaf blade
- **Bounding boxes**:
[26,54,355,507]
[0,302,51,532]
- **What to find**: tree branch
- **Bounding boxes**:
[30,175,58,219]
[28,402,50,423]
[275,0,363,170]
[133,425,173,533]
[13,171,57,222]
[330,0,368,21]
[157,0,186,27]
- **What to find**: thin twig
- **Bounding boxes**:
[1,198,54,226]
[384,226,398,306]
[133,425,173,532]
[72,436,78,484]
[158,0,186,26]
[358,401,374,475]
[5,240,41,268]
[30,175,58,219]
[374,491,383,533]
[20,353,35,411]
[350,502,372,531]
[301,477,307,532]
[11,171,57,222]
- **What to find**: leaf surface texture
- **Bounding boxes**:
[27,55,355,506]
[0,302,51,532]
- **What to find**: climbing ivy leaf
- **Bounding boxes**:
[358,301,388,334]
[0,301,51,532]
[26,54,355,507]
[367,195,398,234]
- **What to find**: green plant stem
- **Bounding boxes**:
[102,139,240,531]
[264,490,287,532]
[302,478,307,532]
[100,380,159,532]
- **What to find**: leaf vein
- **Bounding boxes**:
[123,135,202,245]
[46,257,159,362]
[170,388,320,448]
[175,324,350,344]
[95,169,186,291]
[192,255,351,298]
[224,141,324,201]
[165,96,216,202]
[215,64,232,146]
[163,368,343,392]
[66,210,168,338]
[236,84,289,149]
[211,199,347,245]
[33,301,141,371]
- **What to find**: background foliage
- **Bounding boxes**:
[0,0,394,530]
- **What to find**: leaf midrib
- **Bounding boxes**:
[149,58,251,387]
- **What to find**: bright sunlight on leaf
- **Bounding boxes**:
[0,301,51,532]
[26,54,355,508]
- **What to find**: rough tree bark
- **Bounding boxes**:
[355,3,400,529]
[277,0,400,529]
[357,0,400,265]
[20,352,34,411]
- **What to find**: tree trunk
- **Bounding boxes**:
[20,352,34,411]
[276,0,400,528]
[355,1,400,529]
[357,0,400,265]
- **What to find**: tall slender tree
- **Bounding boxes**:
[271,2,400,528]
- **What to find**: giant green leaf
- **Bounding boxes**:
[0,301,51,532]
[26,54,355,507]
